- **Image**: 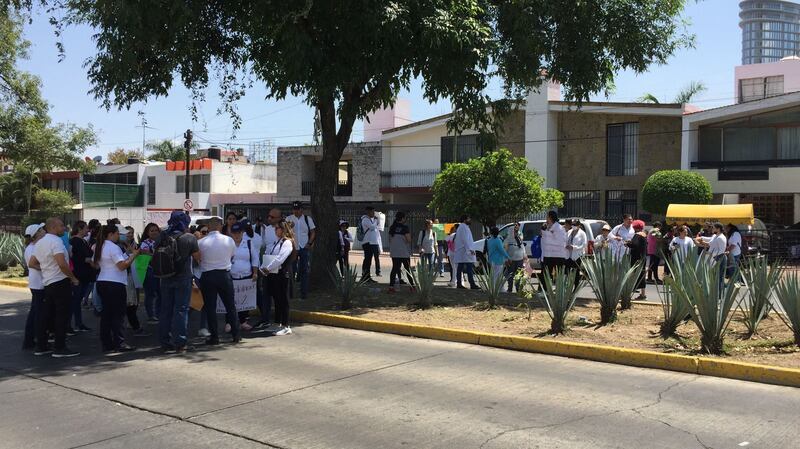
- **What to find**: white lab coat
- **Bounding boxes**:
[453,223,476,265]
[541,222,568,258]
[610,224,634,259]
[566,228,587,261]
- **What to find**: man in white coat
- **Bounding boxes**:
[454,215,479,289]
[610,214,634,260]
[565,219,587,288]
[540,211,567,280]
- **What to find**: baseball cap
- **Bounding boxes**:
[292,201,303,209]
[231,222,244,233]
[601,224,611,231]
[339,219,349,226]
[24,223,45,237]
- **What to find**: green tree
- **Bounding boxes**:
[429,149,563,227]
[146,139,196,162]
[641,170,713,215]
[637,80,707,104]
[33,188,75,216]
[0,165,33,211]
[106,148,144,164]
[50,0,691,287]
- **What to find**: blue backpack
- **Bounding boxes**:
[530,235,542,259]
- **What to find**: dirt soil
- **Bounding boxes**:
[298,286,800,370]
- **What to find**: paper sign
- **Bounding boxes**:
[432,224,446,240]
[260,254,279,274]
[216,278,257,313]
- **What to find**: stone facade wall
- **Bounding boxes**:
[556,111,682,216]
[498,109,525,158]
[276,147,303,203]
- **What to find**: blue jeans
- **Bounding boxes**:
[71,281,89,328]
[456,263,477,288]
[421,253,435,267]
[436,241,447,274]
[23,289,44,348]
[726,254,741,278]
[159,275,193,348]
[143,269,161,319]
[200,270,238,341]
[295,247,310,298]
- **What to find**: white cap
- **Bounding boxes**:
[24,223,45,237]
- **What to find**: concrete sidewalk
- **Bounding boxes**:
[1,286,798,448]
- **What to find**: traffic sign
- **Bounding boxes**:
[183,199,194,211]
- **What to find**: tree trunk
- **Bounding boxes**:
[309,98,355,291]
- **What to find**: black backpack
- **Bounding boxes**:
[150,232,179,278]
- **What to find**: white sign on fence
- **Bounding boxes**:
[216,278,257,313]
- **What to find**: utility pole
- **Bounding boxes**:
[183,129,192,200]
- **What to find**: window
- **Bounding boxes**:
[336,161,353,196]
[740,76,784,102]
[83,172,138,184]
[147,176,156,205]
[606,123,638,176]
[561,191,600,217]
[175,174,211,193]
[606,190,638,218]
[440,134,484,168]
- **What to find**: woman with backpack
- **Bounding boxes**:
[262,220,296,336]
[504,222,527,292]
[95,224,140,353]
[388,212,414,292]
[417,219,437,267]
[139,222,162,323]
[337,220,352,274]
[229,221,259,332]
[69,220,93,333]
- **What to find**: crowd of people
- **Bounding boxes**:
[20,200,746,358]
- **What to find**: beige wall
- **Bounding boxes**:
[556,112,682,215]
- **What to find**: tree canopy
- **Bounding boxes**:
[430,149,563,226]
[146,139,194,162]
[106,148,144,164]
[46,0,691,286]
[637,80,706,104]
[641,170,713,215]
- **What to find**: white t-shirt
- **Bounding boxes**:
[199,231,236,272]
[610,224,634,258]
[670,236,695,257]
[286,214,316,249]
[231,239,259,279]
[728,232,742,257]
[25,244,43,290]
[360,215,380,245]
[32,233,68,286]
[704,233,728,259]
[260,225,278,247]
[96,242,128,285]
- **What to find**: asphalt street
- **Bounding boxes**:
[1,285,798,449]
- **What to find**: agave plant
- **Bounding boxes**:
[405,261,437,309]
[0,232,24,268]
[738,256,783,338]
[540,266,583,334]
[774,272,800,346]
[657,252,694,338]
[664,253,740,355]
[475,263,505,308]
[580,248,642,324]
[329,264,369,309]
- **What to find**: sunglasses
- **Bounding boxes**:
[201,230,208,235]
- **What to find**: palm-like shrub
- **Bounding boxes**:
[329,264,369,309]
[540,266,583,334]
[738,256,782,338]
[475,263,505,308]
[580,248,642,324]
[0,232,24,269]
[405,262,437,309]
[774,272,800,346]
[664,253,741,354]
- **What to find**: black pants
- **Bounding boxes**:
[389,258,413,287]
[257,272,272,324]
[39,278,72,351]
[24,289,44,349]
[565,258,582,288]
[541,257,566,283]
[337,251,350,275]
[362,243,380,278]
[647,254,661,281]
[200,269,239,341]
[97,281,127,351]
[267,272,290,326]
[506,260,525,292]
[126,304,141,331]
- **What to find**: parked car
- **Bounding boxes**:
[739,218,769,257]
[474,218,610,269]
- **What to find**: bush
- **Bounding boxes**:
[33,189,75,217]
[641,170,712,215]
[774,272,800,346]
[738,256,782,338]
[405,261,437,309]
[656,252,693,338]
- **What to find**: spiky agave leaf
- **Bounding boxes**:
[540,266,583,334]
[580,248,641,324]
[328,264,369,309]
[475,263,505,308]
[773,272,800,346]
[657,251,693,338]
[738,256,783,338]
[405,261,437,309]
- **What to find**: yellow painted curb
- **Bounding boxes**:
[0,279,28,289]
[290,310,800,389]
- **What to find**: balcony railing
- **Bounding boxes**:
[691,159,800,169]
[380,169,440,189]
[301,180,352,197]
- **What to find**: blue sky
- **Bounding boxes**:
[18,0,740,159]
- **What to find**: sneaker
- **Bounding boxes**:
[224,323,232,333]
[198,328,210,338]
[176,345,195,353]
[470,285,481,290]
[34,348,52,356]
[273,327,291,336]
[204,338,220,346]
[240,322,253,332]
[146,317,159,324]
[253,321,269,330]
[133,329,151,337]
[117,343,136,352]
[52,348,80,358]
[66,328,78,337]
[78,325,92,332]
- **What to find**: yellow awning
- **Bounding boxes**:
[665,204,754,226]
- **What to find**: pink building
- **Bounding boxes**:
[734,56,800,103]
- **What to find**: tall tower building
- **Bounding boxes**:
[741,0,800,64]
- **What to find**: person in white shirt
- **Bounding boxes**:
[565,219,587,288]
[696,222,728,293]
[230,222,260,332]
[454,215,479,289]
[198,217,240,345]
[669,225,696,259]
[609,214,634,260]
[29,218,81,358]
[286,201,316,299]
[360,206,381,282]
[262,221,296,335]
[254,208,282,330]
[540,211,567,280]
[22,223,46,351]
[726,224,743,278]
[94,224,140,353]
[593,224,612,251]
